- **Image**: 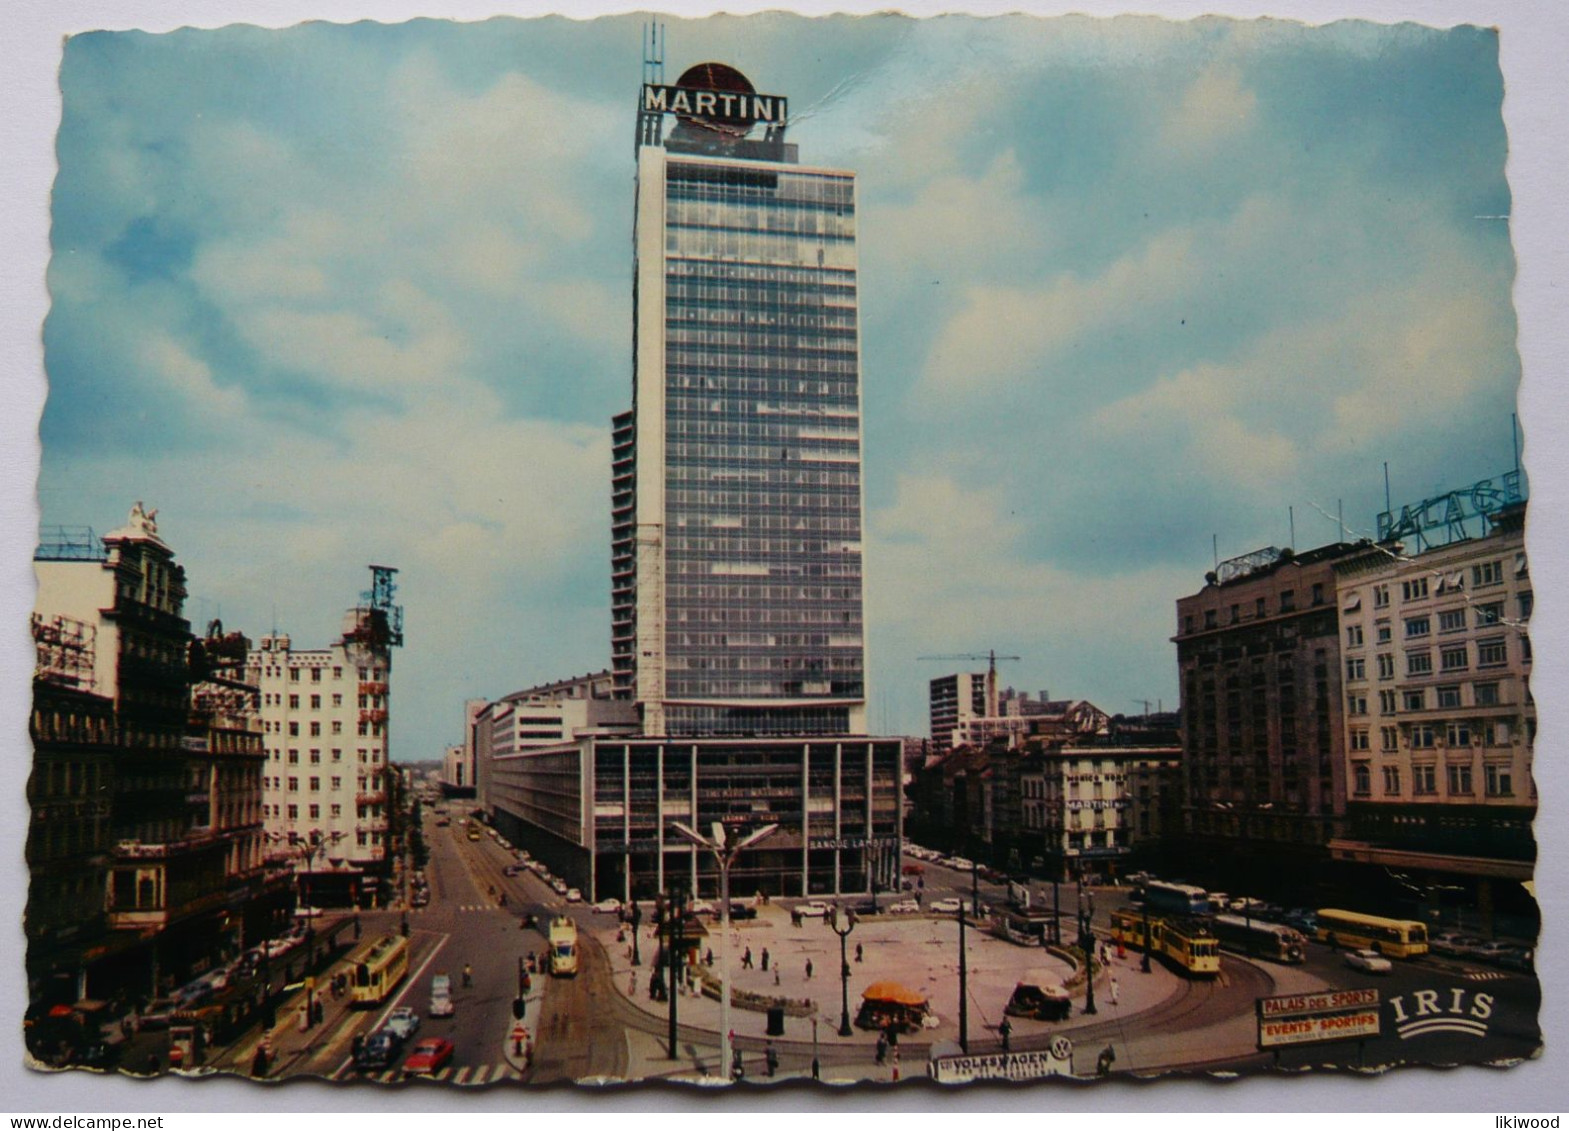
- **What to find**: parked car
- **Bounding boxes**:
[889,899,921,915]
[551,879,569,896]
[429,974,454,1018]
[402,1037,455,1077]
[565,888,582,903]
[410,889,430,908]
[1494,946,1535,973]
[795,901,832,919]
[687,899,717,916]
[1429,931,1468,958]
[902,863,925,876]
[383,1006,421,1041]
[355,1031,401,1072]
[593,897,622,914]
[929,897,963,914]
[504,864,522,877]
[1282,909,1317,934]
[726,902,758,921]
[1346,948,1393,975]
[943,857,975,872]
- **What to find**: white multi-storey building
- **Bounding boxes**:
[613,62,868,738]
[248,573,402,906]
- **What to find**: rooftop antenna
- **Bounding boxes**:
[1212,533,1219,573]
[1338,498,1345,543]
[1383,462,1392,519]
[1512,412,1520,477]
[1289,505,1296,549]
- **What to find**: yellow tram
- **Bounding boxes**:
[1111,909,1221,977]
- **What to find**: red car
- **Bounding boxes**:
[402,1037,455,1077]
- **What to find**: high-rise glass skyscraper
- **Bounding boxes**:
[613,63,867,738]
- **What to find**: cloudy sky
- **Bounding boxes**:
[38,12,1521,758]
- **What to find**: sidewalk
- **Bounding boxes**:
[590,902,1181,1058]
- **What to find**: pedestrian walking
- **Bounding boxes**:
[805,958,814,980]
[743,947,753,969]
[875,1032,888,1065]
[855,942,863,963]
[1109,975,1120,1005]
[705,948,715,966]
[766,1040,779,1077]
[761,947,770,971]
[999,1017,1012,1051]
[774,970,781,987]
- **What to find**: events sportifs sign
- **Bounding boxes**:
[1257,988,1382,1050]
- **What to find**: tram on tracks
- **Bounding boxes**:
[1111,909,1221,977]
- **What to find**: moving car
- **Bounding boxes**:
[1004,971,1073,1021]
[429,974,454,1017]
[1345,948,1393,975]
[503,864,522,877]
[888,899,920,915]
[929,898,963,914]
[355,1031,400,1072]
[795,901,832,919]
[402,1037,455,1077]
[383,1006,421,1041]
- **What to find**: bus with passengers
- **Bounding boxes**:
[1209,915,1307,964]
[350,935,412,1006]
[1316,909,1428,958]
[1142,881,1211,917]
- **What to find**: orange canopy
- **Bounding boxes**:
[860,982,928,1007]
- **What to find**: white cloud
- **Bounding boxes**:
[1159,63,1258,157]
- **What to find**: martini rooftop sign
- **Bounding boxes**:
[642,84,788,127]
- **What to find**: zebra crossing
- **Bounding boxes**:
[409,904,497,915]
[1463,969,1511,982]
[364,1062,525,1085]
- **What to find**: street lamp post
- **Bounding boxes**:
[670,820,779,1081]
[957,901,969,1053]
[1078,874,1097,1015]
[1141,897,1152,975]
[811,1017,820,1081]
[665,888,684,1061]
[827,906,857,1037]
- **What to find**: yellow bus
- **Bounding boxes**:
[1316,909,1428,958]
[350,935,412,1006]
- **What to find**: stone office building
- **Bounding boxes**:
[1172,542,1365,895]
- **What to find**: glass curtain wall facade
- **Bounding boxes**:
[618,124,868,737]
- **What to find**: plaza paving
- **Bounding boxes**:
[590,897,1183,1053]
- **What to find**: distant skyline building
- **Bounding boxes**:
[613,60,868,738]
[246,567,403,906]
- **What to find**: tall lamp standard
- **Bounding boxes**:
[670,820,779,1081]
[1077,872,1097,1015]
[630,899,643,967]
[826,906,858,1036]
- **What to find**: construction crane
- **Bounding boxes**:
[918,650,1021,718]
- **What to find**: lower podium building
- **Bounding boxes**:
[484,729,903,903]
